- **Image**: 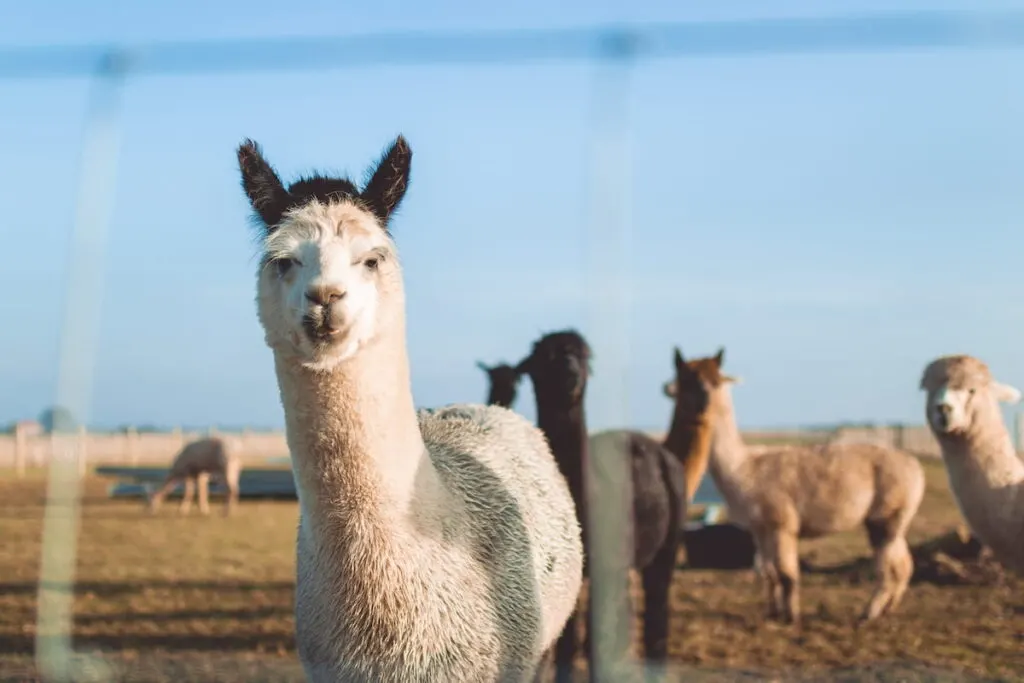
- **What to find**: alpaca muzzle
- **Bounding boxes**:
[302,308,344,343]
[931,403,953,432]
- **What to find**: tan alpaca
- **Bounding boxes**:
[236,136,583,682]
[147,437,241,517]
[920,354,1024,573]
[667,349,925,626]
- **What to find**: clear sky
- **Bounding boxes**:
[4,0,1024,432]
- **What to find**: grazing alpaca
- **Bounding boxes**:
[477,360,522,408]
[920,354,1024,573]
[236,136,583,682]
[517,332,709,681]
[668,348,925,626]
[147,436,241,517]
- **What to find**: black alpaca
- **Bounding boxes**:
[476,360,522,408]
[517,330,688,682]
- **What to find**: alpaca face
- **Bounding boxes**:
[477,362,521,407]
[517,331,592,406]
[921,356,1021,436]
[237,136,412,370]
[258,203,398,370]
[665,347,738,422]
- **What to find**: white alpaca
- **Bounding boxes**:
[920,354,1024,573]
[148,436,241,517]
[236,136,583,682]
[667,349,925,626]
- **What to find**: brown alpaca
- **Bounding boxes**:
[517,333,714,681]
[147,437,242,517]
[661,348,718,503]
[477,360,522,408]
[667,348,925,626]
[920,354,1024,573]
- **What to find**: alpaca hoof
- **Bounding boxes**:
[857,610,880,626]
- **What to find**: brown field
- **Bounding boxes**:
[0,458,1021,683]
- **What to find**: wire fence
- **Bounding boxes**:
[9,9,1024,682]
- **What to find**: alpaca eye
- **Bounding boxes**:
[364,257,380,271]
[275,258,299,276]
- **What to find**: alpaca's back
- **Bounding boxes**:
[171,437,240,483]
[589,429,687,568]
[742,443,924,538]
[417,404,583,676]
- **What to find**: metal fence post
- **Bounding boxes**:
[585,30,638,683]
[34,51,128,683]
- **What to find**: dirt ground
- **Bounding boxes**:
[0,458,1021,683]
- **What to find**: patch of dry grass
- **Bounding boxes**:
[0,458,1021,682]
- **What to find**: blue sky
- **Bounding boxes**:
[4,0,1024,432]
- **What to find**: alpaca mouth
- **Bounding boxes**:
[302,315,346,344]
[930,410,953,434]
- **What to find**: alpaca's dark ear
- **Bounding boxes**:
[674,346,685,369]
[476,361,490,373]
[362,135,412,226]
[237,139,291,233]
[714,347,725,367]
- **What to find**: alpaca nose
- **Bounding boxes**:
[305,284,345,307]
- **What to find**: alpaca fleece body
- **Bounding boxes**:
[921,354,1024,573]
[675,351,924,624]
[237,136,583,683]
[148,437,242,516]
[293,404,582,682]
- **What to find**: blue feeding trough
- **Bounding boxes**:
[97,464,299,500]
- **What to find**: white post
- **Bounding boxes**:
[15,423,28,478]
[76,425,88,476]
[126,426,138,465]
[1015,411,1024,460]
[172,426,184,456]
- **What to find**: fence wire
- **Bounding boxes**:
[3,10,1024,79]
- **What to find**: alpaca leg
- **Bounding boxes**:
[861,522,913,622]
[766,531,801,627]
[148,477,179,514]
[753,544,782,620]
[224,476,239,517]
[885,538,914,614]
[553,610,579,683]
[640,553,674,680]
[197,472,211,515]
[179,476,195,515]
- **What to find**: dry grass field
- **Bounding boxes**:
[0,457,1021,682]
